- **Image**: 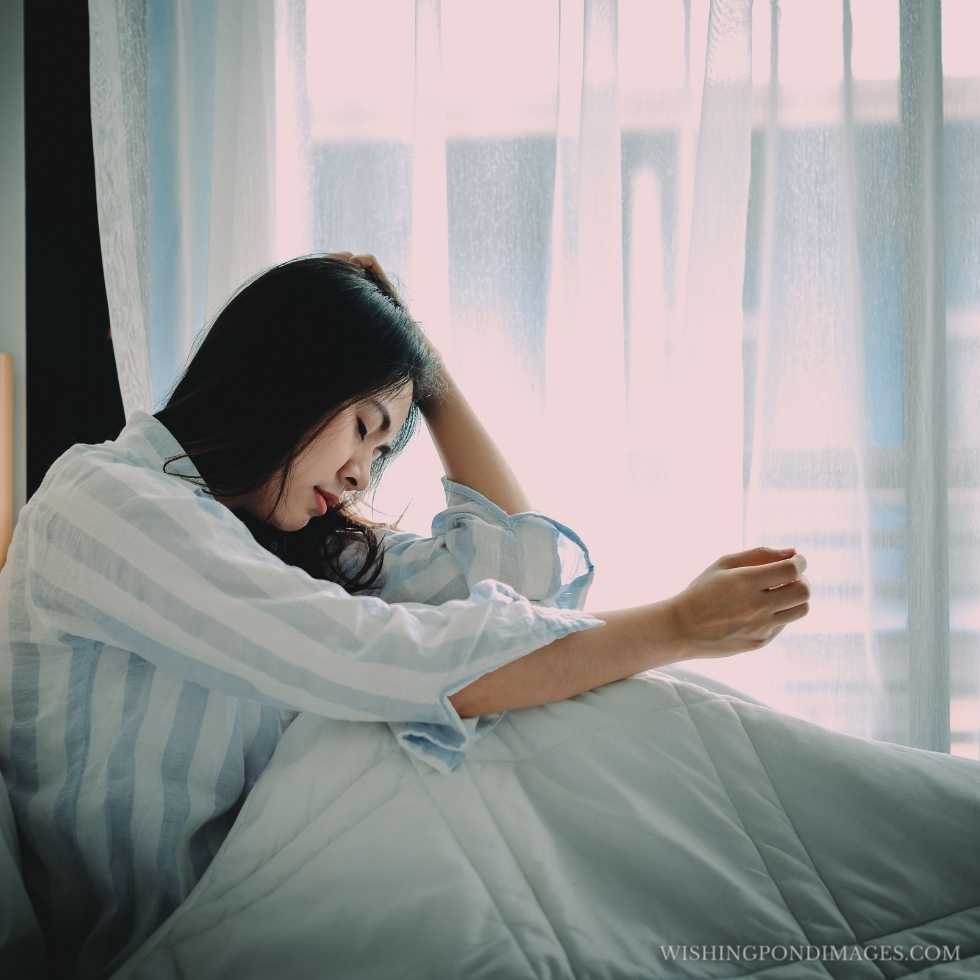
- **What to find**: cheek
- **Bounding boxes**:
[324,425,357,461]
[297,435,350,481]
[262,473,288,507]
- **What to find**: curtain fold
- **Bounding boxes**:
[88,0,978,758]
[88,0,152,415]
[900,0,951,752]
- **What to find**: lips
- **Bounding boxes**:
[315,487,340,510]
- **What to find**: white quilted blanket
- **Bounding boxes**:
[110,671,980,979]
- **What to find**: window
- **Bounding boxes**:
[299,0,979,756]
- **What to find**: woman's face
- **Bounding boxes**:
[217,383,415,531]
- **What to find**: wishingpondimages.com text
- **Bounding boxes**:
[658,944,960,965]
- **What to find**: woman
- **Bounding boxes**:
[0,253,810,980]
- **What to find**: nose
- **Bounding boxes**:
[339,453,370,492]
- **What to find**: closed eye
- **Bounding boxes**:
[357,417,392,459]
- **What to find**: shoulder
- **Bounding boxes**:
[25,441,213,542]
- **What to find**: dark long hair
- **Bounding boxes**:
[153,254,446,594]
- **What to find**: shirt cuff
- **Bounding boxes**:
[388,591,606,774]
[439,477,597,610]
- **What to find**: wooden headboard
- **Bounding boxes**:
[0,353,13,570]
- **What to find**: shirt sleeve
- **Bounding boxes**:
[24,463,606,774]
[339,477,599,769]
[346,476,597,612]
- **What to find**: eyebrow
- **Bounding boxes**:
[365,398,394,454]
[367,398,391,433]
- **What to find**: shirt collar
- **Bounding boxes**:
[116,409,212,496]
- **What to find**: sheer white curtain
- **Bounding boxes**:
[88,0,979,759]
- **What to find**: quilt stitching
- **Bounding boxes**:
[150,740,407,953]
[670,686,839,980]
[714,960,829,979]
[407,753,544,980]
[713,693,889,980]
[892,950,980,978]
[180,729,401,907]
[474,690,720,764]
[168,770,415,949]
[466,765,580,980]
[858,901,980,945]
[172,794,413,946]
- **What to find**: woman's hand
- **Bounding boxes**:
[670,547,810,659]
[326,251,442,362]
[326,251,400,301]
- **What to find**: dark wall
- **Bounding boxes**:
[24,0,125,499]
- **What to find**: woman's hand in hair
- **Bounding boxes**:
[328,251,443,363]
[327,252,401,304]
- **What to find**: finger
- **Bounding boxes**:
[750,553,807,590]
[771,601,809,625]
[765,577,809,613]
[765,572,809,593]
[353,254,382,275]
[717,547,793,570]
[353,255,395,291]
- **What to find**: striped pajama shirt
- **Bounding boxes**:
[0,409,603,979]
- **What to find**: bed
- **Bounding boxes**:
[95,665,980,980]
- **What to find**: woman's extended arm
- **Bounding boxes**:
[450,548,812,717]
[449,600,681,718]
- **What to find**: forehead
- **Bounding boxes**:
[361,385,413,418]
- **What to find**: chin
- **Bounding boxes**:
[264,511,305,532]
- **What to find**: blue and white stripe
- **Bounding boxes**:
[0,409,602,978]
